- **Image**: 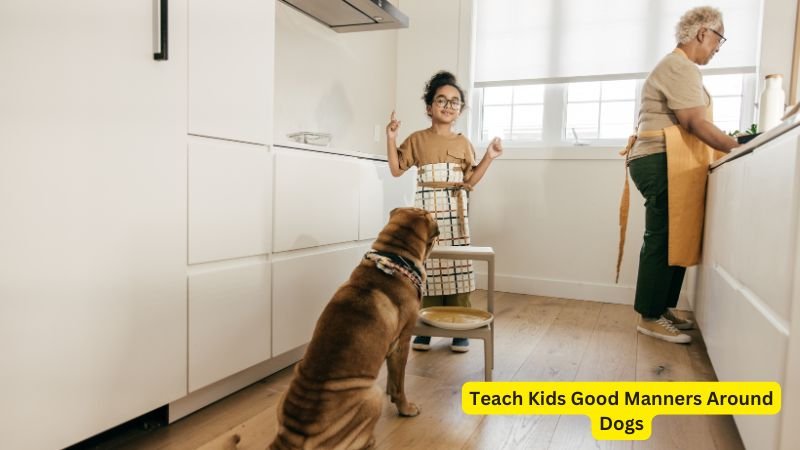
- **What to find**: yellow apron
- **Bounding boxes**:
[616,109,723,282]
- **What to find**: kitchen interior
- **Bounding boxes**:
[2,0,800,449]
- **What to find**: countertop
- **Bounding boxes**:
[274,140,388,162]
[711,112,800,170]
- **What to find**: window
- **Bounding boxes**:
[480,85,544,141]
[474,0,761,83]
[704,73,748,133]
[472,0,762,151]
[565,80,637,142]
[473,72,754,147]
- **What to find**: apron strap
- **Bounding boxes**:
[615,134,637,283]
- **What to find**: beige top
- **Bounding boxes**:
[629,49,710,160]
[397,129,476,180]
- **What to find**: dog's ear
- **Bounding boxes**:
[425,212,440,253]
[389,207,404,218]
[425,211,437,229]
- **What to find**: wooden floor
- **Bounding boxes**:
[80,292,745,450]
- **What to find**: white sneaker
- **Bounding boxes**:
[450,338,470,353]
[663,309,694,330]
[637,316,691,344]
[412,336,431,351]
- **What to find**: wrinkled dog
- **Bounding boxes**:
[269,207,439,450]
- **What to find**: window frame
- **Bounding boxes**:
[563,79,641,146]
[469,70,756,159]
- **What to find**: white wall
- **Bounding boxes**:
[273,3,398,155]
[395,0,473,136]
[757,0,797,104]
[394,0,653,305]
[469,157,653,304]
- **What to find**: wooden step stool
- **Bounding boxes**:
[412,246,496,381]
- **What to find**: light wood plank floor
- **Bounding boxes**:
[75,292,744,450]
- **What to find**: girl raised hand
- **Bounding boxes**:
[486,137,503,160]
[386,110,401,141]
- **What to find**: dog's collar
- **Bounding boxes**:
[364,250,423,298]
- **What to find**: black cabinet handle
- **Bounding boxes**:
[154,0,168,60]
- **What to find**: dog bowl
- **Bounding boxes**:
[418,307,493,330]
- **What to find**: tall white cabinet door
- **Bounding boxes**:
[0,2,188,450]
[188,0,275,144]
[189,261,271,392]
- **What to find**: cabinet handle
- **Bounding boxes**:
[153,0,168,60]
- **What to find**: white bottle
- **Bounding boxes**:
[757,74,785,132]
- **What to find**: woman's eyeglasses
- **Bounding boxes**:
[434,97,463,110]
[709,28,727,47]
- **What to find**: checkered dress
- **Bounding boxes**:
[416,162,475,296]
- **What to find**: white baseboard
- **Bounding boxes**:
[474,271,691,311]
[168,344,306,423]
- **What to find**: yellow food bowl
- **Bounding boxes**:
[418,307,493,330]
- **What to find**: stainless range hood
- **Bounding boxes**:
[280,0,409,32]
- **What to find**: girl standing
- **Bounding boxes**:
[386,71,502,352]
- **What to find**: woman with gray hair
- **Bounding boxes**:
[617,6,738,344]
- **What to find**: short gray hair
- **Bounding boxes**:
[675,6,724,44]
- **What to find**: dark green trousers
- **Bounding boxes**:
[628,153,685,318]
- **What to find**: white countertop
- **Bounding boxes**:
[711,113,800,170]
[274,140,388,162]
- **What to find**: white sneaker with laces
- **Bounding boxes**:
[637,316,692,344]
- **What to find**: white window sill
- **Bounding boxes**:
[475,145,625,160]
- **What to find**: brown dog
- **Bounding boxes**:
[269,207,439,450]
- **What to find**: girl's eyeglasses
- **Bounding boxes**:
[434,97,463,110]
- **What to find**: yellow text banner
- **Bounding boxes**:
[462,381,780,440]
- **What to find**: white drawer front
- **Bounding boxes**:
[189,261,271,392]
[271,246,366,355]
[189,139,272,264]
[273,150,360,252]
[359,161,415,241]
[735,135,799,322]
[359,160,388,240]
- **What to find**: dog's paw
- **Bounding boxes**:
[398,402,420,417]
[362,436,376,450]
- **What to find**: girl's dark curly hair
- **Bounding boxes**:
[423,71,466,115]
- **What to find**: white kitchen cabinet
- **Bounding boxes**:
[188,137,273,264]
[270,147,411,357]
[188,0,275,144]
[271,245,367,355]
[359,160,390,240]
[696,129,800,450]
[359,160,416,240]
[189,261,271,392]
[273,149,361,252]
[172,0,277,421]
[733,134,798,320]
[0,2,188,449]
